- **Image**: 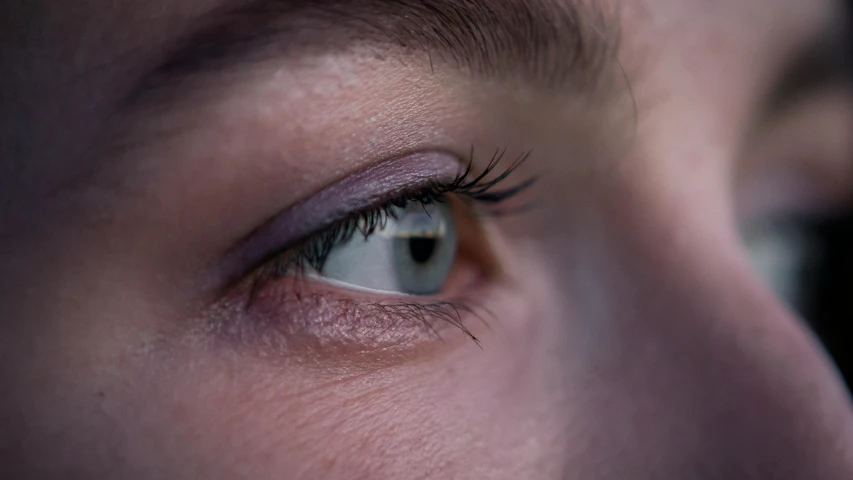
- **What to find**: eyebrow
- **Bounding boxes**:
[126,0,623,105]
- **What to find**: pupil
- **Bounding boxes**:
[409,237,436,264]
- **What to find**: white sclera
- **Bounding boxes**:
[320,202,457,295]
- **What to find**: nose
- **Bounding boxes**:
[564,192,853,478]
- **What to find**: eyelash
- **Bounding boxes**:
[243,148,534,345]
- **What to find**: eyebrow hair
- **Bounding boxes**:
[126,0,623,105]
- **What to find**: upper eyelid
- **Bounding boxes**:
[215,151,463,284]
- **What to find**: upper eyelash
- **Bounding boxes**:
[276,148,533,274]
[245,148,534,305]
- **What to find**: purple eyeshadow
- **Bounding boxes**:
[217,151,462,281]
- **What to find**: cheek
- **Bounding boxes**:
[73,255,566,479]
[143,346,557,476]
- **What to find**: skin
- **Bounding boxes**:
[1,0,852,478]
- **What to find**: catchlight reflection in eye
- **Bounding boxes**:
[319,202,456,295]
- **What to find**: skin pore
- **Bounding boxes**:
[1,0,852,478]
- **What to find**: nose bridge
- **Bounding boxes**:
[583,198,853,477]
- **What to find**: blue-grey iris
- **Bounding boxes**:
[320,202,456,294]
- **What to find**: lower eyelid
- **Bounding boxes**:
[207,274,489,357]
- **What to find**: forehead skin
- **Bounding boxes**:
[0,0,837,204]
[0,0,834,196]
[2,0,853,479]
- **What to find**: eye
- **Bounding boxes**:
[212,150,534,353]
[318,202,457,295]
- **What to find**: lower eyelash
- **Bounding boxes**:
[370,300,486,347]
